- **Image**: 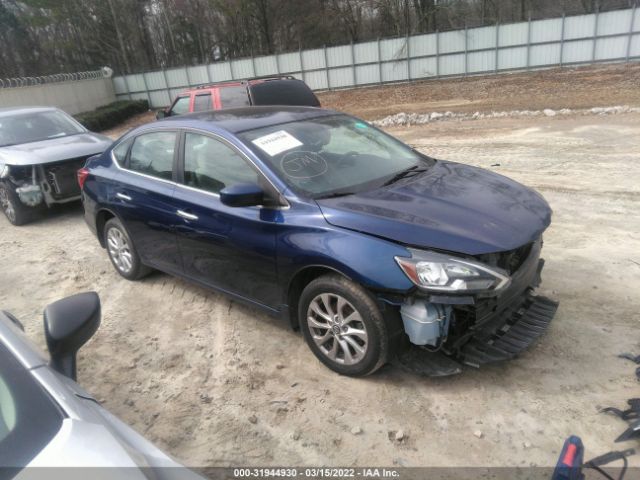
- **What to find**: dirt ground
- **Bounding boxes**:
[318,63,640,119]
[1,65,639,469]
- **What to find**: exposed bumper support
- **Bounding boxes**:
[455,293,558,367]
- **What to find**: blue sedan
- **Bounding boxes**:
[80,106,558,376]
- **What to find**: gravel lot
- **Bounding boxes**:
[1,66,639,469]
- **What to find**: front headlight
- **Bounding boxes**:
[395,249,510,293]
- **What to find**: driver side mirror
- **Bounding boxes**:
[220,183,264,207]
[44,292,101,381]
[156,109,167,120]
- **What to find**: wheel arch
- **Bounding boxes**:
[95,208,119,248]
[286,264,353,331]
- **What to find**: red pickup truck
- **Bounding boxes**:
[156,76,320,119]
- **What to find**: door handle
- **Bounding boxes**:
[177,210,198,221]
[116,192,132,201]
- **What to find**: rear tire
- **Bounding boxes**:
[0,182,33,226]
[299,274,390,377]
[104,217,151,280]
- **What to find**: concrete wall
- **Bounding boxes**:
[113,6,640,108]
[0,77,116,115]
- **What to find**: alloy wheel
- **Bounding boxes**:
[107,227,134,274]
[307,293,369,365]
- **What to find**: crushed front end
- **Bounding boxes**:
[2,157,89,208]
[390,237,558,374]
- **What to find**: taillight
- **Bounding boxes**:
[77,167,89,190]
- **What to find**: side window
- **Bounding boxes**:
[169,96,190,116]
[193,93,212,112]
[129,131,176,180]
[218,86,250,108]
[112,138,132,164]
[183,133,258,195]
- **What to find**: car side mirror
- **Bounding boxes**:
[44,292,101,381]
[156,109,167,120]
[220,183,264,207]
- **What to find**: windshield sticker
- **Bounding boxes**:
[280,151,328,179]
[354,121,369,129]
[252,130,303,156]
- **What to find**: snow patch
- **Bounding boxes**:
[372,105,640,127]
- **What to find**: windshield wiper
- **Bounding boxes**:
[316,191,356,200]
[382,165,427,186]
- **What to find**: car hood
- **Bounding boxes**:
[0,132,113,166]
[316,161,551,255]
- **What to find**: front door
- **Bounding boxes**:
[172,131,281,309]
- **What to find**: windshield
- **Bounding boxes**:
[238,115,433,198]
[0,110,85,147]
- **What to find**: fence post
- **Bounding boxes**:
[351,40,357,87]
[526,15,532,70]
[464,24,468,76]
[123,75,132,100]
[299,46,305,83]
[406,33,411,82]
[275,52,281,74]
[184,66,192,87]
[436,30,440,78]
[323,45,330,89]
[494,22,500,73]
[627,3,637,61]
[161,69,171,106]
[141,72,151,106]
[377,38,383,84]
[251,51,257,78]
[560,13,566,67]
[229,59,235,80]
[592,3,600,61]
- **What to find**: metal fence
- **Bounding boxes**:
[113,7,640,109]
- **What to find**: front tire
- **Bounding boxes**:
[0,182,33,226]
[104,217,151,280]
[299,274,389,376]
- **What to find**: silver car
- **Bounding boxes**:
[0,292,204,479]
[0,107,113,225]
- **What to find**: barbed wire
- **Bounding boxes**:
[0,69,107,89]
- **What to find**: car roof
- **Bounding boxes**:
[157,106,339,134]
[0,106,59,118]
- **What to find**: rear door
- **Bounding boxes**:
[172,131,281,308]
[193,92,213,112]
[112,130,182,274]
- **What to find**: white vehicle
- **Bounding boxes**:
[0,107,112,225]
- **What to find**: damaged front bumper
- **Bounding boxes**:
[391,238,559,376]
[3,158,87,208]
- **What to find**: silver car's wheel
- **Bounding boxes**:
[307,293,369,366]
[107,227,133,274]
[0,186,16,223]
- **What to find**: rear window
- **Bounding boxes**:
[0,343,63,471]
[249,80,320,107]
[128,131,176,180]
[219,86,250,108]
